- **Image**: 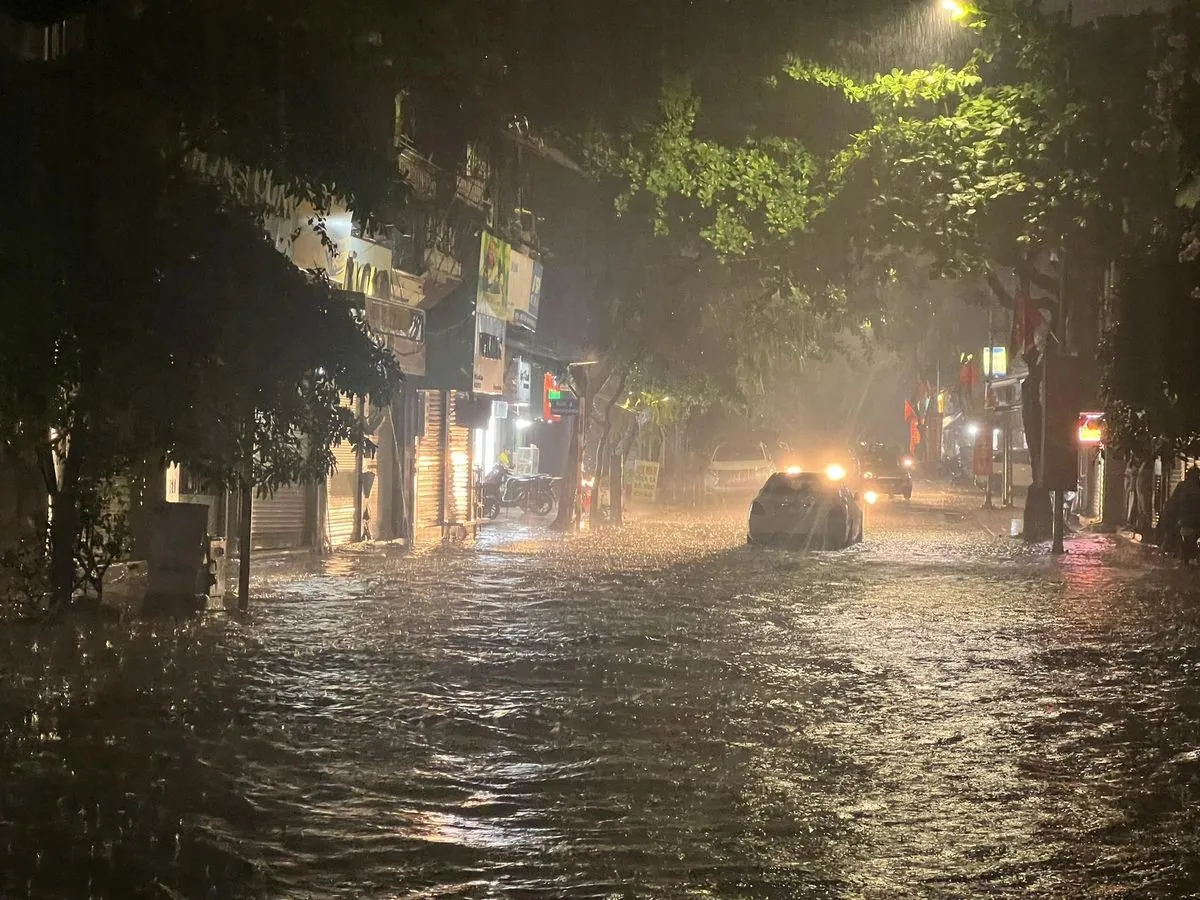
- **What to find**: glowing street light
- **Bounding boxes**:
[940,0,968,20]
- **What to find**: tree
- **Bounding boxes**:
[0,3,405,608]
[599,0,1172,538]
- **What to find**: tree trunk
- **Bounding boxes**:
[48,486,78,608]
[590,363,631,528]
[238,477,252,611]
[610,449,624,526]
[48,446,83,609]
[553,413,581,531]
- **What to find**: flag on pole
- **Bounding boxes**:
[1009,291,1044,357]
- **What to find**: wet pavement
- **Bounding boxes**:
[4,484,1200,898]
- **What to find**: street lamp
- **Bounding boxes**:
[940,0,968,21]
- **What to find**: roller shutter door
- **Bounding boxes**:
[413,391,445,544]
[251,484,308,549]
[446,392,473,525]
[326,396,360,546]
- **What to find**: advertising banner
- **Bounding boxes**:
[476,232,511,320]
[474,312,506,395]
[508,251,541,330]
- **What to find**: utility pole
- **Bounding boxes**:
[983,309,995,509]
[238,416,254,612]
[352,396,365,543]
[1050,0,1074,556]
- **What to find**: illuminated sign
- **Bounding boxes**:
[982,346,1008,378]
[543,373,579,421]
[1078,412,1104,445]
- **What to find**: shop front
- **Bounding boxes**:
[412,390,476,543]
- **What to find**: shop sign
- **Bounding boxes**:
[543,372,578,418]
[343,236,393,300]
[1078,412,1103,445]
[632,460,661,502]
[982,346,1008,378]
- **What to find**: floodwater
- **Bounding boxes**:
[3,487,1200,898]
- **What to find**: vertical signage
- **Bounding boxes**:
[508,251,542,330]
[543,372,560,423]
[473,313,505,395]
[517,358,532,404]
[476,232,511,320]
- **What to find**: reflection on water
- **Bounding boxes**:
[2,500,1200,898]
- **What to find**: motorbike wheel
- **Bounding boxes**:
[523,490,554,516]
[1182,535,1196,565]
[484,499,500,519]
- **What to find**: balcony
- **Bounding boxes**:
[396,136,490,213]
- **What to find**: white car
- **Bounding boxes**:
[705,441,778,496]
[747,467,865,549]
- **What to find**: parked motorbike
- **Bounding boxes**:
[519,474,560,517]
[478,464,560,518]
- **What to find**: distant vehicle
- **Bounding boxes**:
[857,443,913,503]
[705,440,779,496]
[747,467,864,549]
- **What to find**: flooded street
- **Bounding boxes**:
[4,487,1200,898]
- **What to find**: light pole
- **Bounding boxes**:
[1050,0,1074,555]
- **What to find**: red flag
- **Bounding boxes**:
[959,356,979,391]
[1010,291,1044,357]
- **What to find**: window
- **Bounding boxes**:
[762,473,823,495]
[714,442,765,462]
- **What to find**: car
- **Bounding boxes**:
[858,443,913,503]
[747,467,865,549]
[705,440,779,496]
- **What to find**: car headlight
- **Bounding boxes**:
[825,463,846,481]
[863,490,879,505]
[863,471,874,479]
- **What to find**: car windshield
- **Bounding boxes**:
[761,473,831,495]
[714,442,764,462]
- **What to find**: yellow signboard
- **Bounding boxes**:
[631,460,661,502]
